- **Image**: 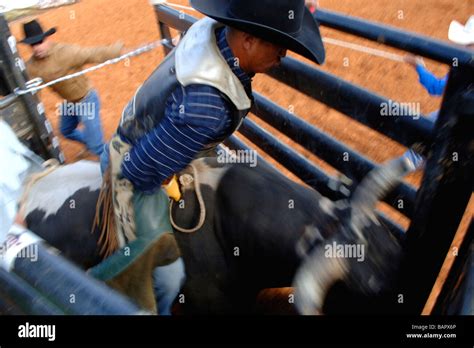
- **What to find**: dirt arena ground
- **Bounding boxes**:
[9,0,473,314]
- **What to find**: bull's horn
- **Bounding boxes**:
[293,242,349,315]
[350,156,416,214]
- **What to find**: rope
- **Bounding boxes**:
[14,38,171,96]
[152,0,195,11]
[159,0,407,63]
[322,37,405,63]
[169,163,206,233]
[17,158,61,220]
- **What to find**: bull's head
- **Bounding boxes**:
[293,157,416,315]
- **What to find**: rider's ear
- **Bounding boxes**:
[241,32,257,51]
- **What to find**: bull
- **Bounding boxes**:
[21,154,413,314]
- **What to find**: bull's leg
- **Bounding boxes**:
[106,233,181,314]
[181,281,262,314]
[177,265,259,314]
[179,277,235,314]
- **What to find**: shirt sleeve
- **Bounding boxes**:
[121,84,232,194]
[62,42,124,69]
[415,64,448,96]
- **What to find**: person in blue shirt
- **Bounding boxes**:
[404,54,447,97]
[401,15,473,169]
[400,55,447,168]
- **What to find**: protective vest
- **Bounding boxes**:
[117,18,253,152]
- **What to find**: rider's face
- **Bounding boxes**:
[244,36,287,73]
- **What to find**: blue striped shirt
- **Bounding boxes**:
[121,27,252,193]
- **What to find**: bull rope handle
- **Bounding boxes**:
[169,163,206,233]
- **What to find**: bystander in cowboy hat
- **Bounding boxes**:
[20,19,56,45]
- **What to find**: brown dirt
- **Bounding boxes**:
[10,0,473,314]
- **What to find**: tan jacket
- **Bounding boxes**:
[26,42,123,102]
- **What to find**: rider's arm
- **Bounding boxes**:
[121,84,232,194]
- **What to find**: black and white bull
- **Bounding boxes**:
[21,161,180,312]
[21,155,412,314]
[21,161,103,269]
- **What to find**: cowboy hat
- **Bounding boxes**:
[20,19,56,45]
[190,0,325,64]
[448,15,474,45]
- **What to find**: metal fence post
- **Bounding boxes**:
[0,14,64,163]
[397,64,474,313]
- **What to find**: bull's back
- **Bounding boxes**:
[23,161,103,269]
[215,162,336,286]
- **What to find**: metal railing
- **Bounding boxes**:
[153,4,474,314]
[0,14,64,163]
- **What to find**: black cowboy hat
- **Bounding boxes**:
[20,20,56,45]
[190,0,325,64]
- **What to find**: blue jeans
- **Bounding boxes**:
[153,258,186,315]
[401,110,439,169]
[59,89,104,156]
[100,142,110,174]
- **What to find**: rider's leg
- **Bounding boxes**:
[153,258,186,315]
[133,189,182,314]
[109,135,136,244]
[99,142,110,175]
